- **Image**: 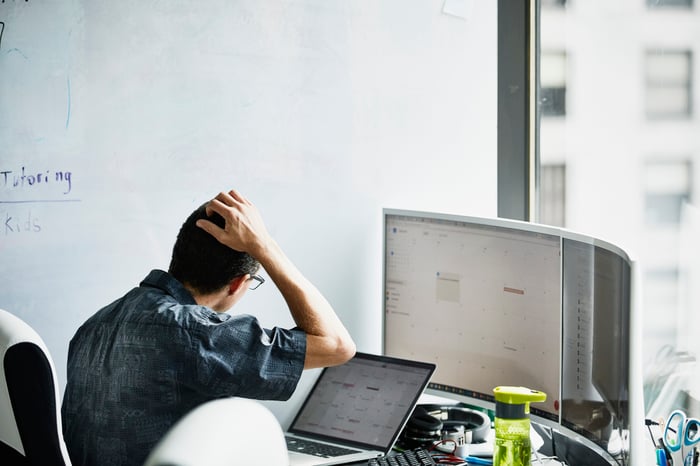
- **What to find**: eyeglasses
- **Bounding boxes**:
[248,274,265,290]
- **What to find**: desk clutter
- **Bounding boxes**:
[391,403,495,465]
[399,404,493,456]
[380,402,570,466]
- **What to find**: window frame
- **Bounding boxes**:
[498,0,538,221]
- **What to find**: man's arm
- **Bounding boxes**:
[196,189,356,369]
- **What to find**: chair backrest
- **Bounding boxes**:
[0,309,72,466]
[143,397,289,466]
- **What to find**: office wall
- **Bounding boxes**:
[0,0,496,424]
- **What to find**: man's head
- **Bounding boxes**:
[169,203,259,296]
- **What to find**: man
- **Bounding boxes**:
[61,189,356,466]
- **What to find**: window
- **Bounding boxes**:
[540,163,566,227]
[642,268,682,411]
[645,50,693,119]
[644,159,693,225]
[540,51,567,117]
[538,1,700,422]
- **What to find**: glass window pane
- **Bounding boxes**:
[538,1,700,425]
[540,163,567,227]
[540,51,567,117]
[540,87,567,116]
[642,268,681,411]
[645,160,692,192]
[646,87,691,117]
[645,50,692,119]
[646,194,686,223]
[646,52,691,82]
[541,52,567,86]
[645,159,692,224]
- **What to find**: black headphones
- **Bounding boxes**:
[401,404,491,448]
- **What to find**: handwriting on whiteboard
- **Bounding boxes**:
[3,209,40,234]
[0,167,77,236]
[1,166,73,197]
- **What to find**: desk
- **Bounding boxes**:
[364,393,620,466]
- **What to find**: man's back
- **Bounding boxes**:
[61,189,355,465]
[61,269,306,466]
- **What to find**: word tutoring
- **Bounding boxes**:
[1,167,73,196]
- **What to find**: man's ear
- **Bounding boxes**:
[228,274,249,296]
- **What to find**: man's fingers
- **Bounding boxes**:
[214,191,237,206]
[228,189,250,205]
[205,198,227,217]
[196,218,224,241]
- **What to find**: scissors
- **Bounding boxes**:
[664,410,700,465]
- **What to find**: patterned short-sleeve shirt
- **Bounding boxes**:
[61,269,306,466]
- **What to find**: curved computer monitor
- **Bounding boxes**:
[382,209,634,464]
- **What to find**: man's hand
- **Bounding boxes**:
[195,189,271,257]
[196,188,356,369]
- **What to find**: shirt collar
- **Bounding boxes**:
[140,269,197,305]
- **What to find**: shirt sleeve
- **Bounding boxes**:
[191,313,307,401]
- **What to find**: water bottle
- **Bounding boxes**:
[493,386,547,466]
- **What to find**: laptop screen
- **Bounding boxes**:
[288,352,436,451]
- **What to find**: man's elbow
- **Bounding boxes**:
[335,336,356,365]
[305,334,356,369]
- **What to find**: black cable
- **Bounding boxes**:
[647,424,658,447]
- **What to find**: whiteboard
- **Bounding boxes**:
[0,0,496,424]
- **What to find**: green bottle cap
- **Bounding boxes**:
[493,386,547,419]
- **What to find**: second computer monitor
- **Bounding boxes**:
[382,209,632,457]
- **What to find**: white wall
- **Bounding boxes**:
[0,0,496,424]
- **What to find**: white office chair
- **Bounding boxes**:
[0,309,72,465]
[143,397,289,466]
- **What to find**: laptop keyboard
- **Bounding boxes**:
[286,437,361,458]
[366,448,437,466]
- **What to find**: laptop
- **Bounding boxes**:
[285,352,436,466]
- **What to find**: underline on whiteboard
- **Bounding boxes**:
[0,199,82,204]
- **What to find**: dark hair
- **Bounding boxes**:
[168,203,259,295]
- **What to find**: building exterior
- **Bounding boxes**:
[539,0,700,418]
